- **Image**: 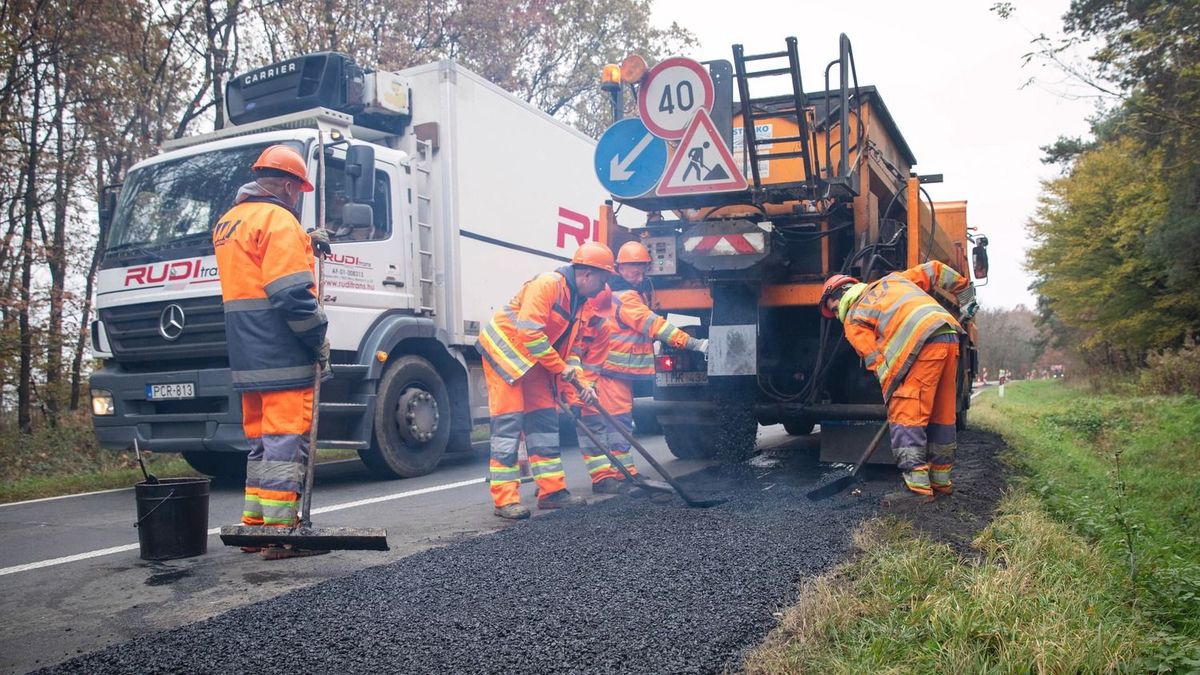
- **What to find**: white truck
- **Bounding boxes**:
[89,52,618,478]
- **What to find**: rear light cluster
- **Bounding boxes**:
[656,355,675,372]
[655,349,705,373]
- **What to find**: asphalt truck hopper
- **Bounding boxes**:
[819,419,896,465]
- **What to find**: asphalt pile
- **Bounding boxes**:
[40,464,878,674]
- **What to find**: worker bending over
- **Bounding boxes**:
[820,261,975,500]
[213,145,331,558]
[477,242,613,520]
[577,241,707,494]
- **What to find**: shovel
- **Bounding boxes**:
[568,382,727,509]
[806,422,888,501]
[556,400,674,498]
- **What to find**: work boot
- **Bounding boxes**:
[260,545,330,560]
[240,546,263,553]
[494,503,531,520]
[538,489,587,510]
[592,477,630,495]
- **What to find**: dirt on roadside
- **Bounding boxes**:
[870,428,1010,557]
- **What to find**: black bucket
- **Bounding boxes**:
[134,477,211,560]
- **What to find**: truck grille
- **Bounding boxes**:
[100,296,228,363]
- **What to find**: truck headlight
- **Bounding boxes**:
[91,390,115,416]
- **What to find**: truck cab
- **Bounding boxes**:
[90,52,617,478]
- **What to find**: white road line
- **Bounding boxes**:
[971,389,983,400]
[0,477,485,577]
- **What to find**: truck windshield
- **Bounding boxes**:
[105,141,305,259]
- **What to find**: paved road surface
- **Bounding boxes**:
[0,430,809,674]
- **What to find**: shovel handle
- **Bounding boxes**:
[567,380,702,502]
[850,423,890,478]
[555,400,642,486]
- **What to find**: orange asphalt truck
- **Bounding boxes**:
[594,35,989,462]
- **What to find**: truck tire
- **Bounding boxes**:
[360,355,450,478]
[632,406,662,436]
[182,451,247,480]
[783,420,815,436]
[662,424,715,459]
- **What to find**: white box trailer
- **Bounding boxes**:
[89,55,622,479]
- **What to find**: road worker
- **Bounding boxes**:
[213,144,331,559]
[477,242,614,520]
[576,241,707,495]
[820,261,975,501]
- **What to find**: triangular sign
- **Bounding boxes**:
[656,109,748,196]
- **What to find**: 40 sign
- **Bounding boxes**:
[637,57,715,140]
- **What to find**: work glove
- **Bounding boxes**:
[694,338,710,355]
[576,385,599,407]
[317,339,333,382]
[308,228,332,256]
[561,366,584,385]
[961,299,979,321]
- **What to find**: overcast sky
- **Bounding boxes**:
[650,0,1098,309]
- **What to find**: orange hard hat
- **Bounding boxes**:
[616,241,652,264]
[819,274,859,318]
[571,241,615,273]
[252,145,314,192]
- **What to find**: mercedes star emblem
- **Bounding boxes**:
[159,304,186,341]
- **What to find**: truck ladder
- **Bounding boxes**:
[414,138,437,315]
[731,37,817,193]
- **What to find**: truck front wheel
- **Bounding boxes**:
[662,424,715,459]
[361,355,451,478]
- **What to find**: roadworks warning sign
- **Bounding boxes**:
[656,109,748,196]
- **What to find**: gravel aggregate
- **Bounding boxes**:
[39,463,880,674]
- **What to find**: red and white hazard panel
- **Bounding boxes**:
[681,232,766,256]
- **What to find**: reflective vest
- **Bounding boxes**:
[213,184,327,392]
[567,295,612,386]
[842,261,968,400]
[601,276,694,380]
[477,266,584,385]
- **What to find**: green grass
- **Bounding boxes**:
[745,381,1200,673]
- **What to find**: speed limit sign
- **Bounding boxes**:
[638,57,715,140]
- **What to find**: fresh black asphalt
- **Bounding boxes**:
[39,462,880,674]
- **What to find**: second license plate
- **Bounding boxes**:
[654,371,708,387]
[146,382,196,400]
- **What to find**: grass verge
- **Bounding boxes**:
[744,381,1200,673]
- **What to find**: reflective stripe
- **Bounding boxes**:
[224,298,273,312]
[483,322,533,372]
[525,432,559,449]
[232,364,314,385]
[606,351,654,368]
[609,333,644,344]
[288,308,327,333]
[525,336,554,357]
[264,270,315,298]
[551,303,570,320]
[883,304,946,366]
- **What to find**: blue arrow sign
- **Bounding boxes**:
[594,117,668,199]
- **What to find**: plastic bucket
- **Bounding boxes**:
[134,477,211,560]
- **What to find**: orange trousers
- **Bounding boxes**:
[578,375,638,483]
[886,336,958,495]
[483,361,567,507]
[241,387,313,526]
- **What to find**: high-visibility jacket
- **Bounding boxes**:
[213,183,327,392]
[477,266,585,385]
[567,295,613,387]
[601,276,697,379]
[842,261,969,401]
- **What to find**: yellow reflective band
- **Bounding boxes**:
[257,496,299,508]
[485,322,534,369]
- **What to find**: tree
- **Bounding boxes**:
[973,305,1042,378]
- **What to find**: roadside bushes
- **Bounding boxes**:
[1140,338,1200,396]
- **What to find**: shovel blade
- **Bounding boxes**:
[220,525,389,551]
[806,474,859,502]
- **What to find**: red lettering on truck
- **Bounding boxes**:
[556,207,600,249]
[123,259,218,287]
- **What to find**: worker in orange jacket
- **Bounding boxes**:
[476,242,613,520]
[820,261,975,499]
[575,241,708,494]
[213,145,331,558]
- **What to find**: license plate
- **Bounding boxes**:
[655,371,708,387]
[146,382,195,400]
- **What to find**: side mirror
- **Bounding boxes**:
[972,235,989,280]
[341,203,374,229]
[98,185,120,232]
[345,145,376,203]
